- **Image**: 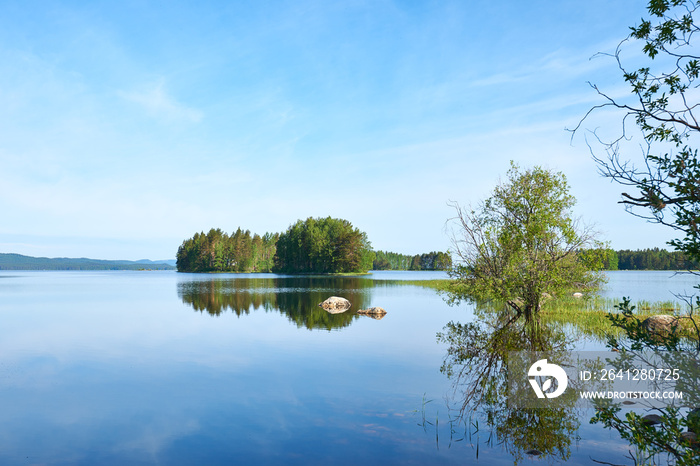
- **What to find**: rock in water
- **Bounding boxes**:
[680,431,698,446]
[642,414,664,426]
[357,307,387,320]
[319,296,351,313]
[642,315,680,335]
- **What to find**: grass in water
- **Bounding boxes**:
[398,278,691,338]
[539,296,686,339]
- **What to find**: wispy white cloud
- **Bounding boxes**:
[119,80,203,123]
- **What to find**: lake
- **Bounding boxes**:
[0,270,696,465]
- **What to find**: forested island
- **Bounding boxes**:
[176,216,451,274]
[176,217,374,273]
[274,217,375,273]
[175,228,278,273]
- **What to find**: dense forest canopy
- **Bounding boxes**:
[274,217,375,274]
[177,217,376,274]
[615,248,699,271]
[176,228,278,273]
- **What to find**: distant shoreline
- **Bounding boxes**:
[0,253,175,271]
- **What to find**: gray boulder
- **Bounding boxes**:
[642,414,664,426]
[680,431,698,446]
[642,315,680,334]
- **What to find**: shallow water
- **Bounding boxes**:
[0,270,695,464]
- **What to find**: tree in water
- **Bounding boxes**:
[446,162,604,322]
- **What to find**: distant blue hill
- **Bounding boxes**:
[133,258,177,267]
[0,253,176,270]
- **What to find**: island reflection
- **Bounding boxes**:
[177,276,376,330]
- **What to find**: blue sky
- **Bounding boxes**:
[0,0,676,260]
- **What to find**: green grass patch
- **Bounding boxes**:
[540,296,687,339]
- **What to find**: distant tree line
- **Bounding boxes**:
[372,247,696,272]
[616,248,699,271]
[372,250,452,271]
[577,247,699,271]
[176,217,375,274]
[176,228,278,273]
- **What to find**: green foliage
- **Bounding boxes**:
[176,218,448,275]
[578,247,618,271]
[373,250,412,270]
[176,228,278,273]
[447,162,604,322]
[273,217,374,274]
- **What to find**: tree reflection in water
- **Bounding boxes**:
[177,276,375,331]
[437,309,580,463]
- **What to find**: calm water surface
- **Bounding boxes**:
[0,270,696,465]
